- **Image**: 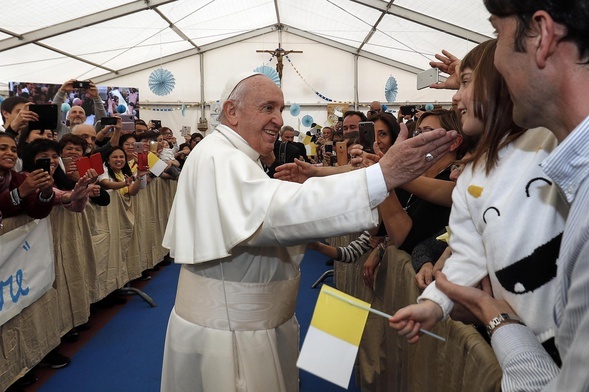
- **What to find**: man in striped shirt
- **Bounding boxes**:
[433,1,589,391]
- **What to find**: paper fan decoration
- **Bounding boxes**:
[385,76,398,103]
[302,115,314,127]
[149,68,176,96]
[289,103,301,116]
[254,65,280,87]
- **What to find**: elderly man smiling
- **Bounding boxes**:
[161,72,457,392]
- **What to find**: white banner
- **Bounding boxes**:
[0,218,55,326]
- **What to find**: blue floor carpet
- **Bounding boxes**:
[38,250,360,391]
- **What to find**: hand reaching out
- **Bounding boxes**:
[274,158,317,183]
[389,300,444,344]
[348,144,381,168]
[70,175,94,201]
[436,272,514,326]
[10,102,39,133]
[379,123,458,190]
[428,50,461,90]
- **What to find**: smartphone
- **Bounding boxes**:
[151,120,162,129]
[336,141,348,167]
[29,104,58,131]
[416,68,440,90]
[150,141,158,152]
[324,142,333,154]
[120,114,134,132]
[400,105,417,116]
[329,155,337,166]
[35,157,51,173]
[181,125,191,136]
[133,142,143,154]
[358,121,375,153]
[62,157,74,166]
[101,116,118,126]
[137,153,148,171]
[73,81,91,89]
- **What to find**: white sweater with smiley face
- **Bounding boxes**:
[419,127,568,343]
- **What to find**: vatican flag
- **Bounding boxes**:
[297,285,370,389]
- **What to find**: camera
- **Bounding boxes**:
[101,117,118,126]
[73,81,91,89]
[399,105,417,116]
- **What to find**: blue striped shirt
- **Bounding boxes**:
[492,116,589,391]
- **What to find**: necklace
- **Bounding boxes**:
[404,162,455,212]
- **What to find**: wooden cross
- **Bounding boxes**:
[256,47,303,82]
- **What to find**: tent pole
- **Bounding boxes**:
[354,55,359,110]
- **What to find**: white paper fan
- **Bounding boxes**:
[385,76,398,103]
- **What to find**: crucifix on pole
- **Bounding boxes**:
[256,47,303,82]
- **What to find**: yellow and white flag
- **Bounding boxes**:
[297,285,370,389]
[147,152,167,176]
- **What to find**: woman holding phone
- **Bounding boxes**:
[0,132,54,219]
[21,139,93,212]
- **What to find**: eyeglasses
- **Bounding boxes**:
[412,126,435,137]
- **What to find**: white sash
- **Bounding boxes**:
[175,265,300,331]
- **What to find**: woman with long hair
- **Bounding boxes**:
[98,146,142,196]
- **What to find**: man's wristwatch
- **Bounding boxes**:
[486,313,524,337]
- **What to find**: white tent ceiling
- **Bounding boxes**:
[0,0,494,129]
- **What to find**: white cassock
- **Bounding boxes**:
[161,124,387,392]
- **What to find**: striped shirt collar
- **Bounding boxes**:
[542,115,589,204]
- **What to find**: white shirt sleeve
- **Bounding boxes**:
[492,324,559,391]
[365,163,388,208]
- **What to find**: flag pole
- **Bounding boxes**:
[324,290,446,342]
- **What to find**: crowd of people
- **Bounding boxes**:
[3,1,589,390]
[0,79,205,391]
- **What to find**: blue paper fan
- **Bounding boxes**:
[385,76,398,103]
[289,103,300,116]
[254,65,280,87]
[149,68,176,96]
[301,115,313,127]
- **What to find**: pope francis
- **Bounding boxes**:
[160,72,457,392]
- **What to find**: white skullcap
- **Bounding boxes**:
[220,71,263,105]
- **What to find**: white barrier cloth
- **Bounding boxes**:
[0,218,54,326]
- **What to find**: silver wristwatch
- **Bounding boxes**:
[486,313,523,337]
